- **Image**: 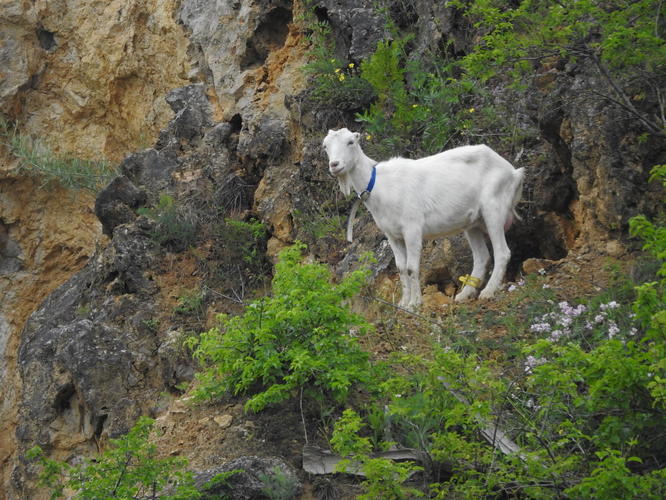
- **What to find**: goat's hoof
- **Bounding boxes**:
[455,290,475,302]
[479,289,495,300]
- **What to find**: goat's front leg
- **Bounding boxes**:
[387,236,410,307]
[403,229,423,309]
[456,227,491,302]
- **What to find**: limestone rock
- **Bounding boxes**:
[2,0,191,161]
[314,0,388,61]
[213,414,233,429]
[522,258,557,276]
[179,0,305,121]
[94,176,147,237]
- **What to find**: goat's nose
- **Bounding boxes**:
[329,161,339,168]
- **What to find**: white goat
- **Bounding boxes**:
[322,128,525,308]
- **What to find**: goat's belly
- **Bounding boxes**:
[422,211,479,238]
[423,223,467,239]
[371,207,479,240]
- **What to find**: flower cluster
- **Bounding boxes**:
[333,62,356,82]
[529,300,636,343]
[524,355,547,374]
[507,279,525,292]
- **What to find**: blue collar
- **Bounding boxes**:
[358,164,377,201]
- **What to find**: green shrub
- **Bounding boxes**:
[301,17,494,157]
[258,466,300,500]
[187,243,373,412]
[138,194,199,251]
[300,6,376,111]
[331,409,424,500]
[215,218,268,272]
[451,0,666,135]
[173,288,205,318]
[27,416,202,499]
[629,165,666,406]
[292,208,345,241]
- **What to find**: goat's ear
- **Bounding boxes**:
[353,132,360,141]
[337,173,352,196]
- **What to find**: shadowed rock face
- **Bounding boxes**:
[10,79,292,497]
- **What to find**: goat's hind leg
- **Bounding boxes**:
[456,227,490,302]
[479,207,511,300]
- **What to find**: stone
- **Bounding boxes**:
[94,176,147,237]
[605,240,625,257]
[522,258,557,276]
[121,148,179,190]
[213,414,233,429]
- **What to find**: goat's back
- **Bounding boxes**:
[380,145,515,189]
[370,145,521,238]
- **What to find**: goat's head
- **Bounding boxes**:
[322,128,361,176]
[322,128,361,195]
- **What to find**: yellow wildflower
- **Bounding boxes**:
[468,108,475,113]
[348,63,355,68]
[338,74,345,81]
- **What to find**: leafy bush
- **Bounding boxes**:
[187,243,373,412]
[300,6,376,112]
[331,408,424,500]
[451,0,666,136]
[27,416,203,499]
[173,288,205,318]
[138,194,199,252]
[300,12,499,157]
[259,466,300,500]
[215,217,269,277]
[1,117,117,193]
[629,165,666,406]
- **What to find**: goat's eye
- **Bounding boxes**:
[347,140,354,146]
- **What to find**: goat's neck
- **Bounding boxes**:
[349,153,377,194]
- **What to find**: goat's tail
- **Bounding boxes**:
[511,167,525,221]
[504,167,525,231]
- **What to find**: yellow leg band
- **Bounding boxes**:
[459,275,482,289]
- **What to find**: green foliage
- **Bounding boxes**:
[187,243,373,412]
[0,117,117,193]
[216,218,267,270]
[258,466,300,500]
[565,449,666,499]
[300,14,502,157]
[355,37,485,157]
[27,416,203,499]
[292,208,344,241]
[173,288,205,317]
[452,0,666,134]
[300,8,376,111]
[138,194,199,252]
[331,409,424,500]
[629,164,666,406]
[204,216,270,300]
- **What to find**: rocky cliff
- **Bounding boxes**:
[1,0,663,498]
